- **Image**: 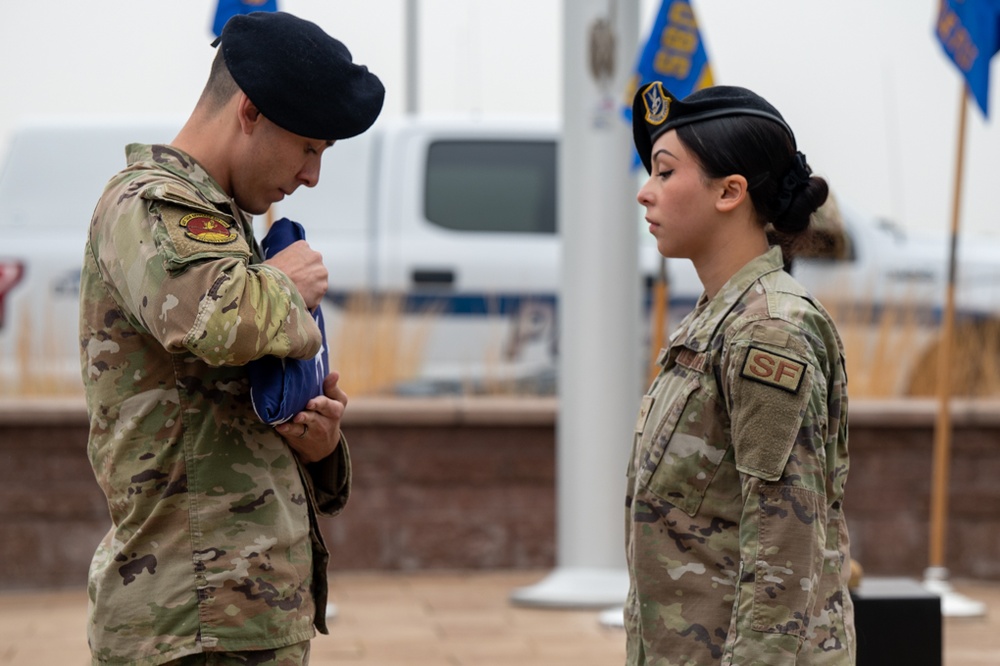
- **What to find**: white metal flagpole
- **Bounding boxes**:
[404,0,419,115]
[510,0,641,609]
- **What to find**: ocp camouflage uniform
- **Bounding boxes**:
[79,144,351,665]
[625,246,854,665]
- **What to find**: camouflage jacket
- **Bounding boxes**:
[625,247,854,665]
[79,144,351,665]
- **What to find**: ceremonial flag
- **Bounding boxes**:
[936,0,1000,117]
[624,1,713,116]
[624,0,713,167]
[213,0,279,38]
[248,218,329,426]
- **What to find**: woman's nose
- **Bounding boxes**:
[636,180,653,205]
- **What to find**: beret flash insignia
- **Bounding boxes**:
[643,81,670,126]
[180,213,238,244]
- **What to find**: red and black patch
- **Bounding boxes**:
[179,213,238,244]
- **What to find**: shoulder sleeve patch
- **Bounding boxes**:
[178,212,239,245]
[138,180,251,270]
[740,346,806,394]
[728,342,815,481]
[153,203,251,271]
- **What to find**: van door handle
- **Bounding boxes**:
[412,268,455,287]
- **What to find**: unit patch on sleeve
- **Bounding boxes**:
[739,346,806,394]
[180,213,238,244]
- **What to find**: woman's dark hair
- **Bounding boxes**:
[677,116,828,267]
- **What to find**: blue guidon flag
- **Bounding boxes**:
[247,218,330,426]
[936,0,1000,117]
[624,0,713,166]
[212,0,279,38]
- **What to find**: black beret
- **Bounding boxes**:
[215,11,385,141]
[632,82,796,174]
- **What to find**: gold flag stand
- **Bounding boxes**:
[647,257,668,385]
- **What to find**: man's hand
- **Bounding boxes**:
[276,371,348,463]
[264,240,329,310]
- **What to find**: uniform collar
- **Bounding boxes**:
[125,143,238,213]
[671,246,785,353]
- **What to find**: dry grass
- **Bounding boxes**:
[823,293,1000,398]
[5,300,82,398]
[903,318,1000,397]
[328,292,440,397]
[828,299,932,398]
[8,289,1000,399]
[3,292,440,400]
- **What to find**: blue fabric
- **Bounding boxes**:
[937,0,1000,117]
[624,0,714,168]
[248,217,329,425]
[212,0,279,38]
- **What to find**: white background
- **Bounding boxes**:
[0,0,996,234]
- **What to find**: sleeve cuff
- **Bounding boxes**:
[305,433,352,516]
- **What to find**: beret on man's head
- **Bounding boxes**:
[215,11,385,141]
[632,82,796,174]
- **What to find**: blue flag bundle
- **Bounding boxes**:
[624,0,713,166]
[248,218,329,426]
[936,0,1000,117]
[212,0,279,38]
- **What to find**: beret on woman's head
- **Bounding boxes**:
[215,11,385,141]
[631,82,796,174]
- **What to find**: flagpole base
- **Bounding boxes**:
[598,606,626,628]
[923,566,987,618]
[509,567,629,609]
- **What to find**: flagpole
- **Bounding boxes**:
[923,83,985,617]
[928,85,965,572]
[648,257,668,385]
[405,0,419,114]
[509,0,640,610]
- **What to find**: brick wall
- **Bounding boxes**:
[844,401,1000,580]
[2,397,999,590]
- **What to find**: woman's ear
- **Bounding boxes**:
[716,174,748,213]
[236,94,262,135]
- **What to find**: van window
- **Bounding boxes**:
[424,140,557,234]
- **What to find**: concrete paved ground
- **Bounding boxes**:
[1,571,998,665]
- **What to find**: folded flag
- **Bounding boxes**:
[248,217,329,425]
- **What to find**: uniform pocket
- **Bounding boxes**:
[634,377,697,491]
[641,377,729,517]
[751,484,824,637]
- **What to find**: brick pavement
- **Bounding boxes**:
[1,571,998,665]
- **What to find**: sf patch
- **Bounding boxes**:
[740,346,806,394]
[180,213,238,244]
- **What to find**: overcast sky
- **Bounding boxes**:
[0,0,996,234]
